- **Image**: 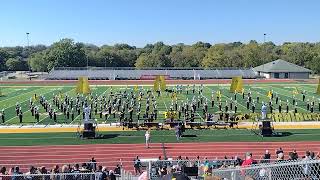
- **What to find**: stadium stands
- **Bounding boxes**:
[47,67,259,80]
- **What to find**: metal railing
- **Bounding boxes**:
[53,67,253,71]
[212,159,320,180]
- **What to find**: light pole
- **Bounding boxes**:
[26,32,31,72]
[26,32,30,47]
[262,33,267,78]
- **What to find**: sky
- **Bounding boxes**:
[0,0,319,47]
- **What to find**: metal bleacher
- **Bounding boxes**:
[47,67,258,80]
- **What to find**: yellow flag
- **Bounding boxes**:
[216,90,222,98]
[134,85,138,92]
[75,76,91,95]
[159,75,166,91]
[317,79,320,95]
[267,90,272,98]
[230,76,243,93]
[153,76,160,91]
[171,92,177,99]
[32,94,37,101]
[59,91,63,99]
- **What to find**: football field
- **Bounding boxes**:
[0,82,319,125]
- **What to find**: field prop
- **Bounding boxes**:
[230,76,243,93]
[76,76,91,95]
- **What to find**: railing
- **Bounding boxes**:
[0,171,136,180]
[212,159,320,180]
[52,67,254,71]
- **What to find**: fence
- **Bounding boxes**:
[0,171,136,180]
[212,159,320,180]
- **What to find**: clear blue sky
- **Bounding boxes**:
[0,0,319,47]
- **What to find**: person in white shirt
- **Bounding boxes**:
[145,130,150,148]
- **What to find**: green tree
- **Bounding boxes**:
[5,58,28,71]
[202,44,228,68]
[0,49,9,71]
[28,52,50,72]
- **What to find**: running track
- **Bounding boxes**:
[0,141,319,172]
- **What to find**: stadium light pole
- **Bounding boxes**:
[26,32,31,72]
[262,33,267,78]
[26,32,30,47]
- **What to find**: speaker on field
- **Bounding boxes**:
[260,120,273,137]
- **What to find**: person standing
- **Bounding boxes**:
[145,130,151,148]
[133,156,142,175]
[175,125,180,141]
[1,109,4,123]
[19,111,23,123]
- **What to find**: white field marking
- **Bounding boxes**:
[0,87,49,105]
[35,88,77,125]
[69,87,110,125]
[4,88,68,124]
[258,86,308,111]
[245,87,307,112]
[204,86,247,111]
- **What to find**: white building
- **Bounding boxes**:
[254,59,311,79]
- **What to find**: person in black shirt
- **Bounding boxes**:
[19,111,23,123]
[133,156,142,175]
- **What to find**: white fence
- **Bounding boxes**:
[212,159,320,180]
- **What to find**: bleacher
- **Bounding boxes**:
[47,67,259,80]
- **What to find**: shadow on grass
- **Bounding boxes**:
[94,134,120,139]
[272,132,293,137]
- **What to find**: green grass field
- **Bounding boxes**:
[0,83,319,125]
[1,129,320,146]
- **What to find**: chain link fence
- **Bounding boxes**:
[0,171,136,180]
[212,159,320,180]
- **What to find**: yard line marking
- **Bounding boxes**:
[4,88,64,124]
[0,87,49,106]
[35,88,77,125]
[69,87,110,125]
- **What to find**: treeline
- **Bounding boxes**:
[1,38,320,73]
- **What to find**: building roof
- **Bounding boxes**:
[253,59,312,73]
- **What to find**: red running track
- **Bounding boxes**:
[0,142,319,172]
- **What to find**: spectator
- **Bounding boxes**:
[12,166,23,180]
[0,167,9,180]
[109,170,116,180]
[291,149,299,160]
[276,153,284,162]
[80,163,90,172]
[89,157,97,171]
[114,164,121,175]
[261,150,271,163]
[134,156,142,175]
[95,165,107,180]
[0,167,7,175]
[60,165,72,180]
[241,152,254,167]
[25,166,37,179]
[276,147,284,155]
[72,164,81,180]
[171,165,190,180]
[51,165,60,173]
[304,151,311,160]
